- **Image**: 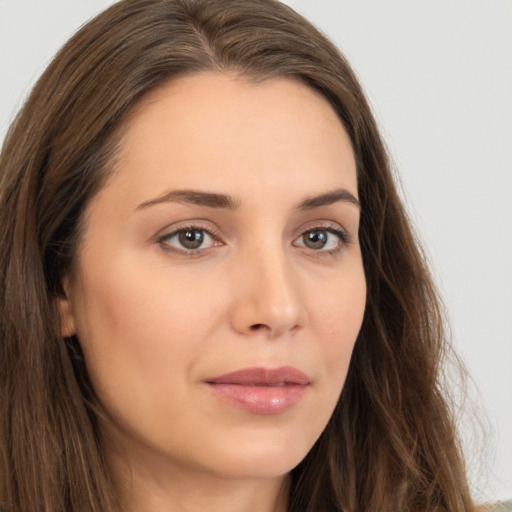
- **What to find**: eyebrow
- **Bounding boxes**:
[135,187,360,211]
[297,189,360,210]
[136,189,240,211]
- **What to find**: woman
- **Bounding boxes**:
[0,0,478,511]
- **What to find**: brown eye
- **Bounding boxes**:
[161,228,215,252]
[302,230,328,249]
[294,227,347,252]
[178,229,204,249]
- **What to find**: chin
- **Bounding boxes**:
[194,434,314,480]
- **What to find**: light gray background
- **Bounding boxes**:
[1,0,511,503]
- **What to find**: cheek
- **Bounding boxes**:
[70,260,218,413]
[311,266,366,389]
[76,255,212,345]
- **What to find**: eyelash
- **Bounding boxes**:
[157,223,351,257]
[293,224,351,257]
[158,224,223,257]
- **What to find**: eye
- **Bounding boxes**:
[294,228,348,252]
[160,228,216,252]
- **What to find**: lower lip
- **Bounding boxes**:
[206,383,308,415]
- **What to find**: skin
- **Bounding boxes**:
[59,73,366,512]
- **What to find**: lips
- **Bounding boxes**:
[205,366,310,415]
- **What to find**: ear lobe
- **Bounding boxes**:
[57,282,76,338]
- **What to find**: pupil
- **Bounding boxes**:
[179,230,203,249]
[304,230,327,249]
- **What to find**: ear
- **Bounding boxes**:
[57,279,76,338]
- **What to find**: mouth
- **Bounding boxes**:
[205,366,311,415]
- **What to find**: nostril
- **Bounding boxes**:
[250,323,266,331]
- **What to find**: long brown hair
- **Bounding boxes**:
[0,0,477,510]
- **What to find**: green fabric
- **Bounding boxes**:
[492,502,512,511]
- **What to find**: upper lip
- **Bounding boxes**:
[206,366,310,386]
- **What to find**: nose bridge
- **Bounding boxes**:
[231,238,307,337]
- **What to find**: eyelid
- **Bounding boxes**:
[156,221,224,255]
[292,221,352,254]
[295,220,351,240]
[155,219,222,240]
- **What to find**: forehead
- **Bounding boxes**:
[97,72,357,211]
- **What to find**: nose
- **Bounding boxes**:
[230,246,308,338]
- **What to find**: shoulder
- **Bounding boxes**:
[488,501,512,512]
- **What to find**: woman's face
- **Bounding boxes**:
[60,73,366,483]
